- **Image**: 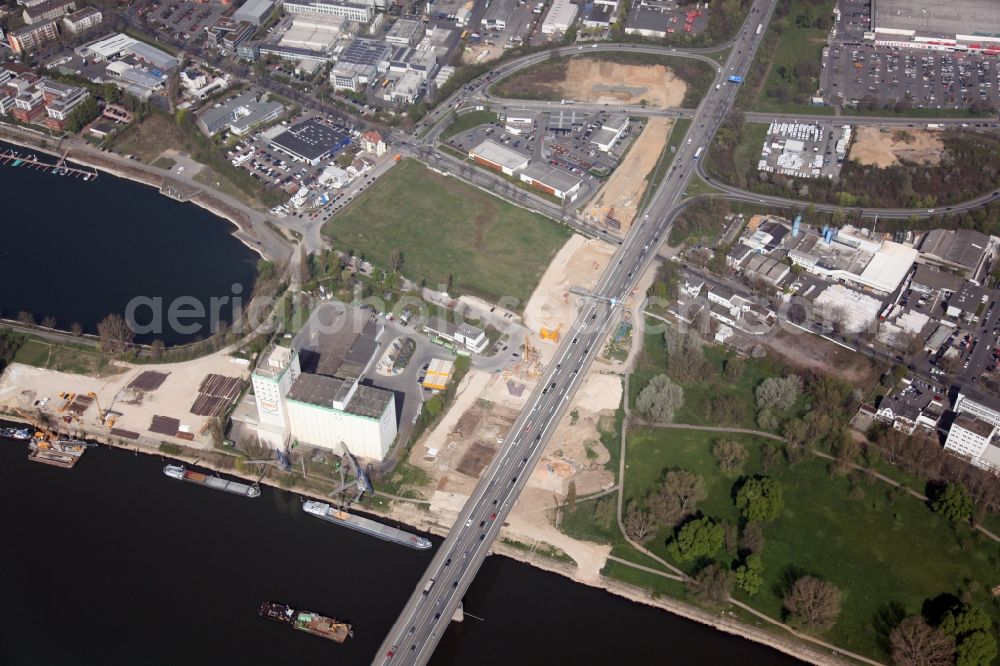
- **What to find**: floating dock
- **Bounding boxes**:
[0,149,97,180]
[302,500,432,550]
[163,464,261,498]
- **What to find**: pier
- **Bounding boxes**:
[0,149,98,180]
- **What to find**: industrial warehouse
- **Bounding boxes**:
[269,117,350,165]
[869,0,1000,52]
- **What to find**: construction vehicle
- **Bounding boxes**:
[539,324,561,342]
[58,392,75,413]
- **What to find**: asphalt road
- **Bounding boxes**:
[372,2,780,664]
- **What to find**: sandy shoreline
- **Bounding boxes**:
[0,128,275,261]
[0,411,848,666]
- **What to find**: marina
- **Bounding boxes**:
[302,500,433,550]
[163,464,261,497]
[0,149,98,180]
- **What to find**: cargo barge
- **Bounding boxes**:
[258,602,353,642]
[302,500,432,550]
[163,464,261,498]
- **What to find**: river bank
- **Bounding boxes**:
[0,124,291,264]
[0,410,839,665]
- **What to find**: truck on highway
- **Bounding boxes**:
[693,146,704,159]
[755,23,762,35]
[728,75,744,83]
[422,579,435,595]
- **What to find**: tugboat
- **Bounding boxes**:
[258,602,353,642]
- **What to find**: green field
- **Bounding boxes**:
[439,110,498,140]
[322,159,570,307]
[624,427,1000,660]
[14,338,120,375]
[750,0,836,114]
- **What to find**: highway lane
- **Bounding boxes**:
[373,2,780,664]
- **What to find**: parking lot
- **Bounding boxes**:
[824,0,1000,110]
[757,121,849,179]
[823,44,1000,110]
[463,0,542,63]
[144,0,229,43]
[444,109,629,179]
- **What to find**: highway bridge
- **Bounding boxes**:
[374,1,781,663]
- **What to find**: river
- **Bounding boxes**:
[0,440,801,666]
[0,141,257,345]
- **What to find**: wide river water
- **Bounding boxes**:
[0,438,804,665]
[0,141,257,345]
[0,144,801,665]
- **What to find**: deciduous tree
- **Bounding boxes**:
[685,563,734,607]
[624,503,654,543]
[97,313,134,355]
[668,517,724,562]
[735,553,764,595]
[712,439,749,474]
[889,616,955,666]
[784,576,842,631]
[755,375,803,411]
[735,476,785,522]
[635,374,684,423]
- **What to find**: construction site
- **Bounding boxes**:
[0,348,250,452]
[390,233,651,567]
[583,117,673,232]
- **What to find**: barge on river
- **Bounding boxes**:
[302,500,432,550]
[163,464,261,498]
[258,602,352,642]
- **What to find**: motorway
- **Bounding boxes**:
[373,1,780,663]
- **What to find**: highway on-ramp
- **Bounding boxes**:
[374,1,780,664]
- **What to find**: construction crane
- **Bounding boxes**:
[328,442,373,508]
[86,392,107,425]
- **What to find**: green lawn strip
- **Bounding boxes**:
[439,110,498,140]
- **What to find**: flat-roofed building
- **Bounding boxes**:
[504,110,533,135]
[385,18,424,46]
[330,37,390,91]
[23,0,74,25]
[197,90,284,136]
[284,0,374,23]
[519,162,583,202]
[483,0,517,29]
[541,0,578,34]
[270,117,349,165]
[422,318,488,353]
[945,412,997,461]
[285,374,397,460]
[233,0,278,26]
[919,228,995,280]
[468,138,529,176]
[591,113,629,152]
[625,6,670,38]
[910,264,964,296]
[8,19,59,53]
[62,6,101,33]
[870,0,1000,53]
